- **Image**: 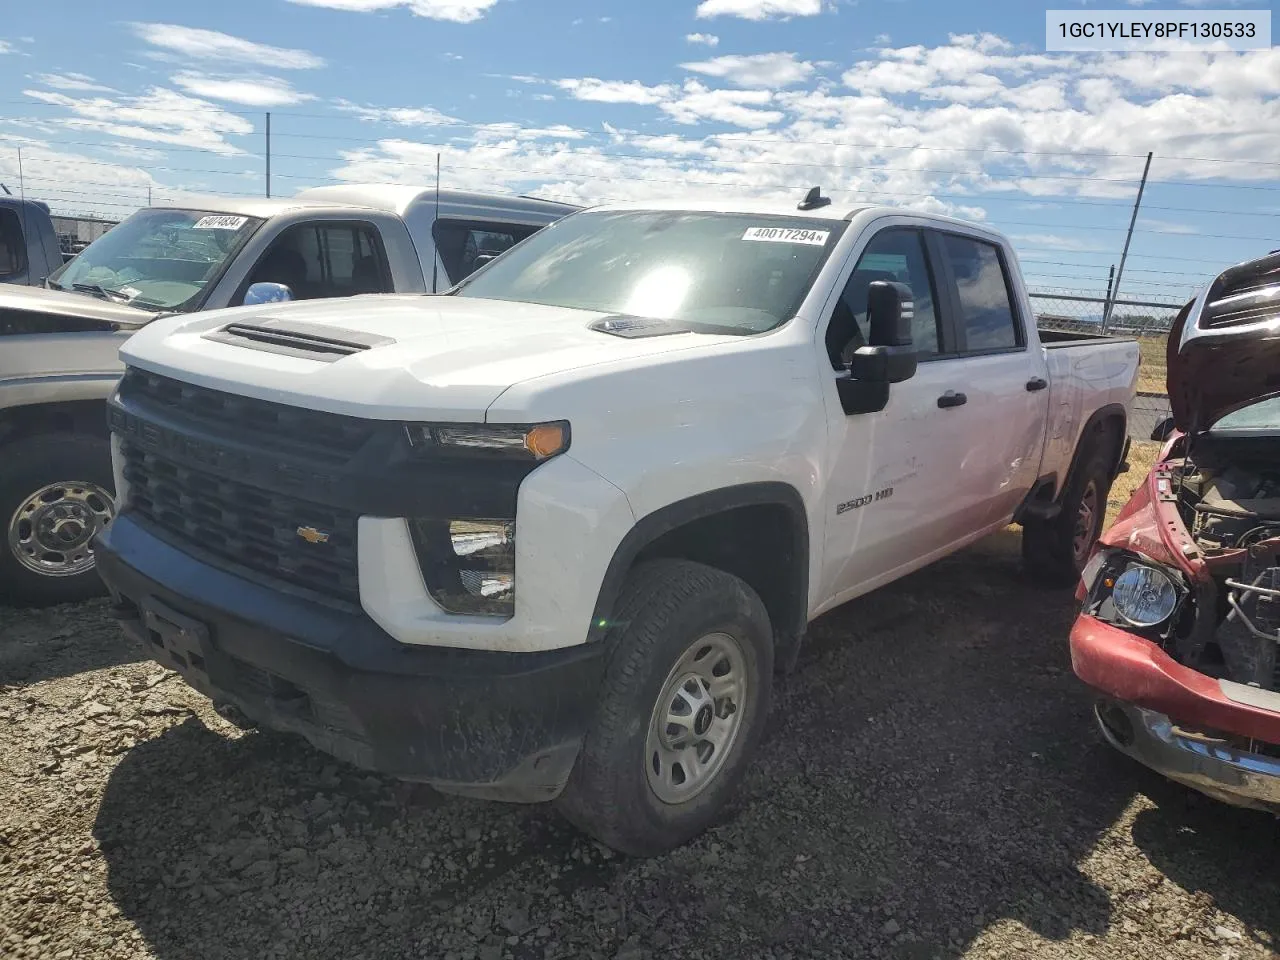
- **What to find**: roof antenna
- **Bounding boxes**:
[798,186,830,211]
[0,183,10,196]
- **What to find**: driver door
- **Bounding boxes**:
[818,224,981,606]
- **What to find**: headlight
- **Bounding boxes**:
[1111,564,1179,627]
[405,422,569,460]
[410,518,515,618]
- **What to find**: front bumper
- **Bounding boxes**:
[1092,700,1280,811]
[96,516,605,801]
[1072,613,1280,810]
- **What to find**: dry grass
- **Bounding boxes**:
[1107,439,1162,523]
[1135,335,1168,395]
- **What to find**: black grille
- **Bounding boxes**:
[121,441,359,605]
[119,368,375,464]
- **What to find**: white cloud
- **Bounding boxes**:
[661,81,783,128]
[334,99,459,126]
[130,23,325,69]
[1012,234,1103,252]
[682,52,815,88]
[20,87,254,156]
[1139,218,1198,235]
[34,73,117,93]
[555,78,675,105]
[686,33,720,46]
[284,0,500,23]
[0,40,13,55]
[695,0,823,20]
[172,72,314,107]
[0,136,159,220]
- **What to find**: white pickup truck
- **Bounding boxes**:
[95,191,1139,855]
[0,185,574,605]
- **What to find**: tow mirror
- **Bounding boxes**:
[472,253,498,270]
[244,282,294,306]
[837,281,918,416]
[1150,416,1176,442]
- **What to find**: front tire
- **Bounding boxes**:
[0,434,116,607]
[556,559,773,857]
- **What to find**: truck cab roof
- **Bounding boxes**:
[154,185,579,224]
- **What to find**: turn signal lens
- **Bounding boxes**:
[524,423,568,459]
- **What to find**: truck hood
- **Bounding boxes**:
[0,283,158,327]
[120,293,737,422]
[1169,252,1280,435]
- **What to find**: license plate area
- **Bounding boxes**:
[140,596,213,693]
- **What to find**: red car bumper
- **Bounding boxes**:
[1070,614,1280,809]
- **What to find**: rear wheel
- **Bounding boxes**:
[556,559,773,857]
[0,434,116,606]
[1023,441,1112,586]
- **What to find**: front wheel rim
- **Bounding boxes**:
[645,631,749,805]
[8,481,116,578]
[1072,480,1100,568]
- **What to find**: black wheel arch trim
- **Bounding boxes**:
[587,481,810,648]
[1065,402,1129,497]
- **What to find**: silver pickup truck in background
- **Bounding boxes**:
[0,185,576,605]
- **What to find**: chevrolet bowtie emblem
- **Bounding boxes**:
[296,526,330,545]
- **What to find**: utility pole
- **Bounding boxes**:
[265,112,272,198]
[147,184,152,207]
[1103,151,1152,333]
[1103,264,1116,313]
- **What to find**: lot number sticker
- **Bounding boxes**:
[742,226,830,246]
[192,215,249,230]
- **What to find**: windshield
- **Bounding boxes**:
[453,210,847,334]
[1211,396,1280,434]
[48,208,264,311]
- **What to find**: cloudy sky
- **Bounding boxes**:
[1,0,1277,300]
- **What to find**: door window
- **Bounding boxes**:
[940,234,1021,352]
[245,221,391,301]
[825,228,940,368]
[0,209,27,278]
[432,219,541,284]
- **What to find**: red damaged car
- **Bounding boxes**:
[1071,250,1280,810]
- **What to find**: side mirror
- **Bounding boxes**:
[471,253,498,269]
[244,282,293,306]
[837,281,918,416]
[1150,416,1176,442]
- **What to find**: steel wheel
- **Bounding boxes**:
[645,631,748,805]
[7,481,116,578]
[1072,479,1100,568]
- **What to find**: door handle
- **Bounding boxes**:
[937,391,967,409]
[1026,377,1048,392]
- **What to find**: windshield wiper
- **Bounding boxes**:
[72,282,131,303]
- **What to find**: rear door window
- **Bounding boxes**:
[939,234,1022,352]
[433,219,542,284]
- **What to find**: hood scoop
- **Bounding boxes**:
[588,314,692,339]
[205,318,396,362]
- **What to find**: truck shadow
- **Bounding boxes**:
[89,531,1276,959]
[0,598,143,687]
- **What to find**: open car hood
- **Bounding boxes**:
[1168,251,1280,435]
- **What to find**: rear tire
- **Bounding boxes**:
[556,559,773,857]
[1023,439,1113,587]
[0,433,116,607]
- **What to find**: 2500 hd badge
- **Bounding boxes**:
[836,486,894,515]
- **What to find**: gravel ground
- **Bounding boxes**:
[4,528,1280,960]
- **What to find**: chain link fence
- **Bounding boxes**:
[1030,291,1186,444]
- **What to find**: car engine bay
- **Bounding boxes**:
[1168,439,1280,691]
